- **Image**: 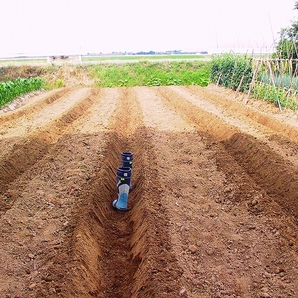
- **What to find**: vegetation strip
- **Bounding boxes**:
[0,77,45,107]
[89,61,210,87]
[83,54,206,61]
[210,53,298,110]
[1,56,298,112]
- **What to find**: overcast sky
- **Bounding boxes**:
[0,0,297,57]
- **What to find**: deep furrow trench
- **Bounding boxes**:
[61,87,183,298]
[97,88,146,297]
[156,87,298,222]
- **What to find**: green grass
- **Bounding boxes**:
[83,54,208,61]
[210,54,298,111]
[89,60,211,87]
[211,53,253,92]
[254,72,298,110]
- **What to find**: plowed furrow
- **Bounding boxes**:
[223,133,298,218]
[0,89,99,211]
[156,87,298,221]
[170,85,298,168]
[0,89,90,161]
[188,84,298,143]
[75,87,119,134]
[0,88,91,139]
[136,86,298,297]
[157,87,239,140]
[0,88,72,126]
[1,86,298,298]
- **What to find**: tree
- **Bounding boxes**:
[275,27,298,59]
[274,2,298,60]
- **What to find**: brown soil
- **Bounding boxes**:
[0,84,297,298]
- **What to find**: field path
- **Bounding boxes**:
[0,85,297,297]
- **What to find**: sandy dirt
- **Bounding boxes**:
[0,84,298,298]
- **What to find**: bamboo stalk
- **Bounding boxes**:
[267,60,283,112]
[245,59,260,104]
[216,73,222,87]
[235,74,245,98]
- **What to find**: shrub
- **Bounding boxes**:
[211,53,253,92]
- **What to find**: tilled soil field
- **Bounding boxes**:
[0,85,298,298]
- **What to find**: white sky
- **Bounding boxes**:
[0,0,297,57]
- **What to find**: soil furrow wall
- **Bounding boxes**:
[224,133,298,219]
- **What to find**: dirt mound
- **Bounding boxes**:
[0,85,297,297]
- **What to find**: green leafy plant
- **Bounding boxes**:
[56,79,64,88]
[253,82,298,110]
[211,53,253,92]
[0,77,44,107]
[258,72,298,90]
